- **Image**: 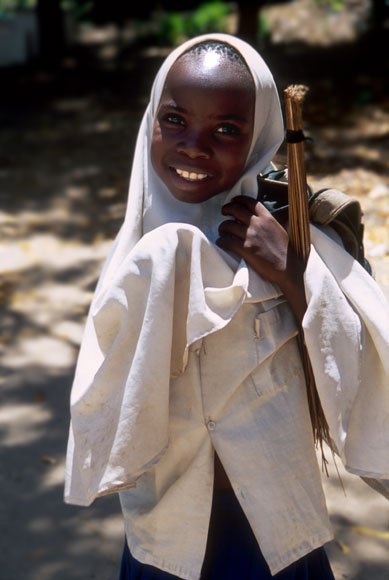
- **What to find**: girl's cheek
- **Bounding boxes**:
[152,119,162,139]
[150,135,164,177]
[150,126,160,154]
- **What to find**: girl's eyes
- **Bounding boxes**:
[161,114,241,137]
[215,124,241,136]
[163,113,186,127]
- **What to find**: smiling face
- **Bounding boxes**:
[151,50,255,204]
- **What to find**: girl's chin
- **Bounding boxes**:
[169,187,222,204]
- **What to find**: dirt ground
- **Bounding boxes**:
[0,6,388,578]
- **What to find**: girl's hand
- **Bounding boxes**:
[216,195,307,322]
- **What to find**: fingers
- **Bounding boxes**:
[218,218,247,240]
[218,196,259,244]
[218,196,271,245]
[215,234,243,256]
[221,196,270,225]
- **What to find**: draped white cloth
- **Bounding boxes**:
[305,225,389,476]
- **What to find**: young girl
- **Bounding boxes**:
[64,34,389,580]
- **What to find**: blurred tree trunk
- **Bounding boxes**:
[372,0,387,29]
[36,0,65,65]
[237,0,263,45]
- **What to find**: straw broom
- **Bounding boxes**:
[284,85,334,471]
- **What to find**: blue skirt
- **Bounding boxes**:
[119,489,335,580]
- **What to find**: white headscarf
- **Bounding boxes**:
[96,33,284,298]
[65,34,285,506]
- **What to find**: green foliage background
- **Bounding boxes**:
[159,2,230,46]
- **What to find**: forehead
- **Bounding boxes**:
[161,52,255,107]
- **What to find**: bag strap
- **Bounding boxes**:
[309,188,371,273]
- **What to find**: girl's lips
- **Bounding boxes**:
[170,166,213,182]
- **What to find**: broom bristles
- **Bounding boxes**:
[284,85,335,467]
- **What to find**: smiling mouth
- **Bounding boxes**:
[173,167,211,182]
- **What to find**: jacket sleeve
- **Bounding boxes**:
[303,224,389,480]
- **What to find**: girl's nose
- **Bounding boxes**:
[177,133,211,160]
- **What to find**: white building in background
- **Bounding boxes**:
[0,10,39,66]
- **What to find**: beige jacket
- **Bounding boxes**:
[65,223,389,578]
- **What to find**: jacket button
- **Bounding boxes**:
[207,420,216,431]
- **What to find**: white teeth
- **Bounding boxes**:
[175,168,208,181]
